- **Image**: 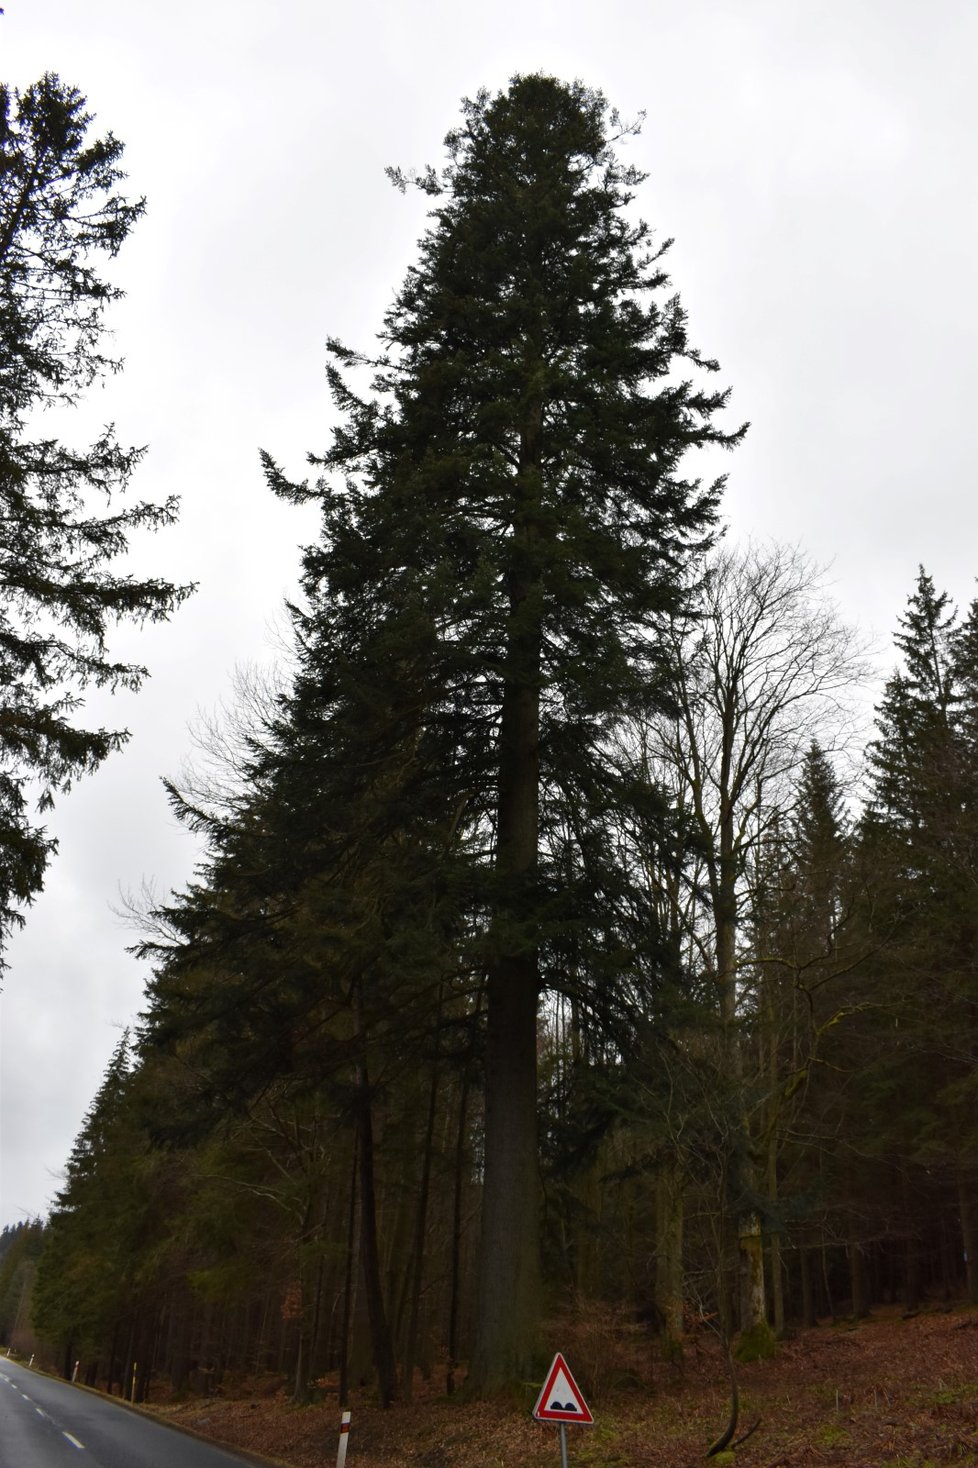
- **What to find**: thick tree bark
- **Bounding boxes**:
[469,387,544,1394]
[469,958,542,1391]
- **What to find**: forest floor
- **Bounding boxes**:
[144,1305,978,1468]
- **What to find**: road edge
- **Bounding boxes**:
[3,1358,295,1468]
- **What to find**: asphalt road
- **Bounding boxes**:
[0,1357,264,1467]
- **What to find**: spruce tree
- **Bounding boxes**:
[261,74,743,1390]
[867,569,958,843]
[32,1033,145,1374]
[0,75,192,946]
[861,570,978,1304]
[789,741,849,948]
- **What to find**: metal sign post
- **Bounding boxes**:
[532,1352,593,1467]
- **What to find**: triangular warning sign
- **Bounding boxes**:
[531,1352,593,1424]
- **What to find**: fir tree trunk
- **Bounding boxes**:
[821,1242,837,1323]
[355,992,398,1405]
[106,1322,120,1395]
[848,1225,869,1318]
[655,1156,685,1360]
[167,1294,191,1395]
[446,988,480,1396]
[959,1178,978,1304]
[904,1235,921,1313]
[940,1213,955,1302]
[338,1135,359,1409]
[769,1230,785,1338]
[293,1322,310,1406]
[292,1208,317,1404]
[401,994,441,1401]
[800,1241,817,1328]
[469,387,544,1393]
[767,1131,785,1337]
[470,960,541,1391]
[310,1252,325,1386]
[901,1176,921,1312]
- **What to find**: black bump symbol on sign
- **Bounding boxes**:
[552,1400,578,1412]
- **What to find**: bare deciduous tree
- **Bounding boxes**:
[632,541,870,1338]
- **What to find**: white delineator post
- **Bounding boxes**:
[336,1408,351,1468]
[71,1360,80,1382]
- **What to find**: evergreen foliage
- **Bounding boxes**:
[145,72,743,1395]
[0,1219,43,1347]
[27,559,978,1397]
[32,1034,145,1363]
[21,80,978,1407]
[867,569,959,843]
[856,571,978,1282]
[0,74,192,946]
[318,73,738,1390]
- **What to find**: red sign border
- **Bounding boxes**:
[532,1352,594,1424]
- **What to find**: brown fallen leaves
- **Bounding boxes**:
[144,1306,978,1468]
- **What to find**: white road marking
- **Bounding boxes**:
[0,1369,86,1450]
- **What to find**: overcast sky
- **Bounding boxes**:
[2,0,977,1225]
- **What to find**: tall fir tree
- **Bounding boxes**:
[860,569,978,1306]
[262,74,743,1389]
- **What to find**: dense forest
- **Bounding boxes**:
[3,74,977,1404]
